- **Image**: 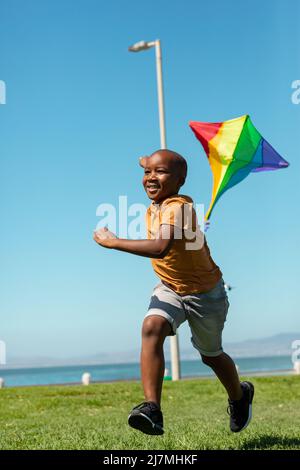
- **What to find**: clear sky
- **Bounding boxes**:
[1,0,299,360]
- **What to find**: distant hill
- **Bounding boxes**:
[223,332,300,358]
[2,332,299,369]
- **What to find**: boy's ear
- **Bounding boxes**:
[179,175,186,187]
[139,156,147,168]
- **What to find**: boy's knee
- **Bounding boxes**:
[201,353,223,366]
[142,315,172,339]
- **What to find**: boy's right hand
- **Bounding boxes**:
[93,227,117,248]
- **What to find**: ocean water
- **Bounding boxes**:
[0,355,294,387]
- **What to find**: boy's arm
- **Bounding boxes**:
[93,225,175,259]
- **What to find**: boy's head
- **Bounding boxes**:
[140,149,187,203]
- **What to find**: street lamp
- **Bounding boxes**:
[128,41,156,53]
[128,39,181,381]
[128,39,166,149]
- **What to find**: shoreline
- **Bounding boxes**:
[0,354,294,372]
[0,368,297,389]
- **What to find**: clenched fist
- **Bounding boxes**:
[93,227,118,248]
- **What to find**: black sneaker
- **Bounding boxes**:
[227,381,255,432]
[128,401,164,435]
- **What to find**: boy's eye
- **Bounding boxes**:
[144,169,167,174]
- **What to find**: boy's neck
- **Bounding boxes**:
[153,192,179,206]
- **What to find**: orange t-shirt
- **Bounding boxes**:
[146,194,222,295]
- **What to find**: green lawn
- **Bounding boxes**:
[0,375,300,450]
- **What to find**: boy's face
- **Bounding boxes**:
[141,152,184,203]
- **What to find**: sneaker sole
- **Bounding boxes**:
[128,412,164,435]
[232,382,255,433]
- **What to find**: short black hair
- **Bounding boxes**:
[150,149,187,182]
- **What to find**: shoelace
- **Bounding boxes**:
[227,395,245,420]
[227,401,238,419]
[134,401,159,411]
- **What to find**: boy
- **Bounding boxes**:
[93,149,254,436]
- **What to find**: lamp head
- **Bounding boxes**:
[128,40,155,52]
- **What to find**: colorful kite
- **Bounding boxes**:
[189,114,289,220]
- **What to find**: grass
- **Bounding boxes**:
[0,375,300,450]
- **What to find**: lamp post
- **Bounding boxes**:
[128,39,181,381]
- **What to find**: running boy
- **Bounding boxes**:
[93,149,254,435]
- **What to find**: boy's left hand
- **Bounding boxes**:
[93,227,117,248]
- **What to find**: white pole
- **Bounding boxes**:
[170,334,181,381]
[154,40,166,149]
[155,40,181,381]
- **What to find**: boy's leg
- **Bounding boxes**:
[140,315,173,407]
[185,281,242,400]
[200,352,243,400]
[128,315,172,435]
[201,351,255,433]
[128,283,185,435]
[185,280,254,432]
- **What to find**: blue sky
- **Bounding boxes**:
[0,0,299,360]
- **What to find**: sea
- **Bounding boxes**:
[0,355,295,387]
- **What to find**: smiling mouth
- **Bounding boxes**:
[146,185,160,194]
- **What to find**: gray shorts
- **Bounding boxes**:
[145,278,229,357]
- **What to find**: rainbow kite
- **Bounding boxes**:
[189,114,289,220]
